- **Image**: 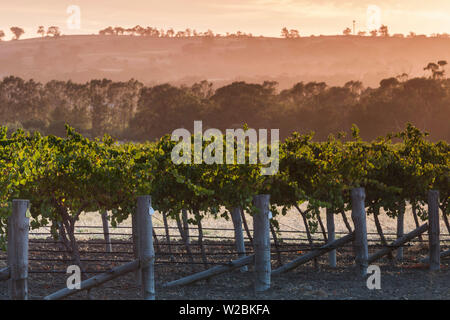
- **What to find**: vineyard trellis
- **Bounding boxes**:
[0,123,449,299]
[0,189,448,300]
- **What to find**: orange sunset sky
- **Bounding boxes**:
[0,0,450,39]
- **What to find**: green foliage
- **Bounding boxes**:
[0,124,448,249]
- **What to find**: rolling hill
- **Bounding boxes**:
[1,34,450,88]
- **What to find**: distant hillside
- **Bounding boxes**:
[1,35,449,88]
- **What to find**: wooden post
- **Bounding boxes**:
[252,194,271,293]
[351,188,368,277]
[8,199,29,300]
[137,195,155,300]
[326,208,336,268]
[132,211,141,285]
[101,210,112,253]
[428,190,440,271]
[396,204,405,261]
[231,207,248,272]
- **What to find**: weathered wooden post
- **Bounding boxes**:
[396,204,405,261]
[137,195,155,300]
[8,199,29,300]
[428,190,440,271]
[231,207,248,272]
[326,208,336,268]
[252,195,271,292]
[351,188,368,277]
[132,211,141,285]
[101,210,112,253]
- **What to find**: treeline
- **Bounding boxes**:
[0,75,449,142]
[0,26,61,42]
[2,24,450,41]
[100,25,450,39]
[99,26,254,38]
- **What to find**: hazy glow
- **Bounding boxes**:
[0,0,450,39]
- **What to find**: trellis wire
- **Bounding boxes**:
[0,222,448,280]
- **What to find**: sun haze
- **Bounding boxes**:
[1,0,450,39]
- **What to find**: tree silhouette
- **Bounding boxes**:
[379,25,389,37]
[10,27,25,40]
[289,29,300,38]
[125,27,135,36]
[0,74,449,141]
[280,28,300,39]
[114,27,125,35]
[437,60,448,68]
[133,25,145,36]
[166,28,175,37]
[344,80,363,95]
[99,26,114,35]
[47,26,61,38]
[343,27,352,36]
[37,26,45,38]
[424,61,447,79]
[396,73,409,82]
[94,25,260,39]
[205,29,215,37]
[379,77,400,89]
[190,80,214,99]
[0,30,5,41]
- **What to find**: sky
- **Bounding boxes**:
[1,0,450,39]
